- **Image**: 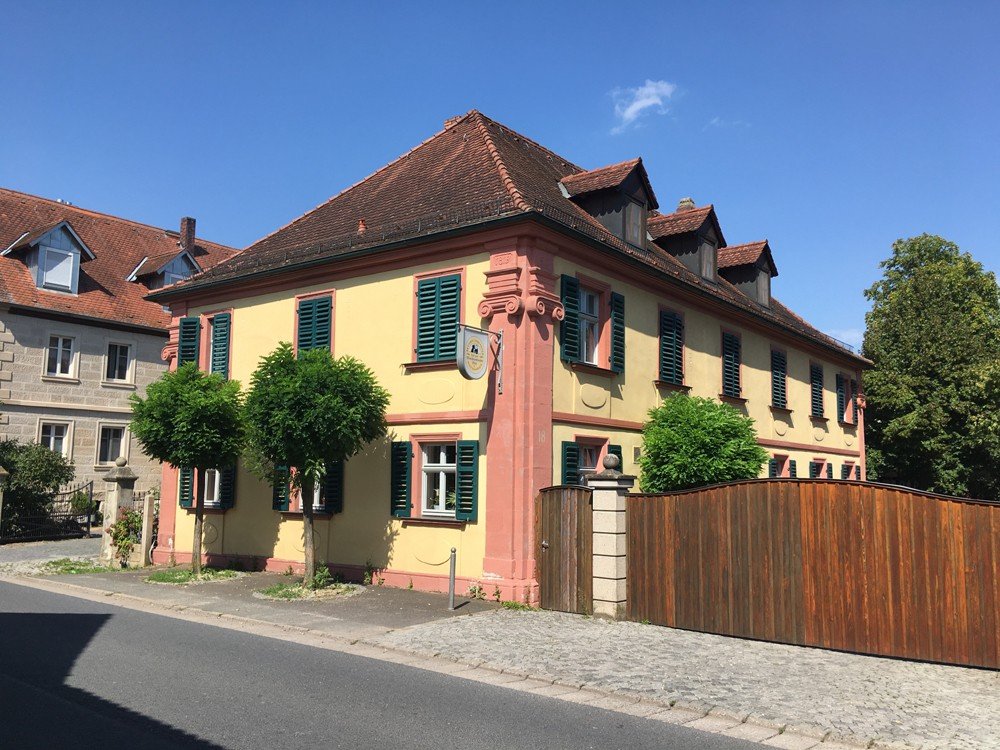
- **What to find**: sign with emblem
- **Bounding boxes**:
[456,325,490,380]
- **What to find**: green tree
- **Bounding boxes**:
[638,394,768,492]
[243,344,390,587]
[862,234,1000,500]
[0,440,75,530]
[130,363,244,574]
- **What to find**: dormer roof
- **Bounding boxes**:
[647,204,726,246]
[127,249,204,281]
[560,158,658,209]
[2,219,95,260]
[719,240,778,277]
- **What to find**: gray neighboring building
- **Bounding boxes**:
[0,187,237,492]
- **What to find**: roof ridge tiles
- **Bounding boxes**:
[473,113,532,211]
[472,111,585,174]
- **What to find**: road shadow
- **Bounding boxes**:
[0,612,226,749]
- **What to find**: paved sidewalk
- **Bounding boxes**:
[6,567,998,750]
[0,535,101,574]
[379,609,1000,750]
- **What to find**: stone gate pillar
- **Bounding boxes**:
[100,457,138,564]
[586,454,634,619]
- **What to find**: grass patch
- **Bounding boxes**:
[257,582,310,600]
[255,580,362,601]
[38,558,116,576]
[500,600,537,611]
[145,568,242,585]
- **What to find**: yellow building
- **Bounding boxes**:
[150,111,868,601]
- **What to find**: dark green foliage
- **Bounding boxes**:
[862,234,1000,500]
[129,363,245,473]
[638,394,768,492]
[0,439,75,521]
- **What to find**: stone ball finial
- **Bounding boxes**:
[115,456,128,467]
[603,453,620,471]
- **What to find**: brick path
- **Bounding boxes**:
[376,609,1000,750]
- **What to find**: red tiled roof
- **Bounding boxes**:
[156,111,862,363]
[0,188,237,330]
[719,241,778,276]
[560,158,658,208]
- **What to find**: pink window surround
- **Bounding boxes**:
[773,454,790,478]
[574,272,612,370]
[840,371,856,425]
[574,434,609,477]
[292,289,336,357]
[196,307,235,375]
[409,432,462,520]
[408,266,466,365]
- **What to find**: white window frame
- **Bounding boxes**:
[39,245,77,292]
[95,422,130,468]
[203,468,222,508]
[44,334,78,379]
[579,444,600,476]
[102,340,135,386]
[578,287,601,365]
[421,443,458,518]
[39,420,72,458]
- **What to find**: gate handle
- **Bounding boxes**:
[541,540,549,550]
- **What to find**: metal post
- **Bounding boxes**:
[0,465,7,541]
[447,547,457,611]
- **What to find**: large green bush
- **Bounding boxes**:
[0,439,76,523]
[638,394,768,493]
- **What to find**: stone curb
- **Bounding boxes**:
[5,575,916,750]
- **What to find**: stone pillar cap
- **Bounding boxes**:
[102,457,139,483]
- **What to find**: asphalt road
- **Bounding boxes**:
[0,581,758,750]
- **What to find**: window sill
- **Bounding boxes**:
[838,420,856,428]
[101,380,136,390]
[190,505,230,514]
[770,405,793,415]
[810,415,829,423]
[401,517,467,529]
[719,394,747,405]
[403,361,455,372]
[41,375,79,384]
[570,362,618,378]
[279,509,333,517]
[654,380,690,393]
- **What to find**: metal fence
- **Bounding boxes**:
[0,481,95,544]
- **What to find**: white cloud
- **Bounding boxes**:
[704,116,751,131]
[826,328,865,350]
[610,79,677,134]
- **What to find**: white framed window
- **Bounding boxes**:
[203,468,222,507]
[579,288,600,365]
[624,200,644,246]
[105,342,132,382]
[40,422,69,456]
[40,246,75,291]
[97,425,126,465]
[579,445,600,476]
[422,443,457,517]
[45,335,75,377]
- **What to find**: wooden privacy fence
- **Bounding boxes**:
[627,480,1000,669]
[535,486,593,615]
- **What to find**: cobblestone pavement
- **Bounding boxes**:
[376,609,1000,750]
[0,535,101,574]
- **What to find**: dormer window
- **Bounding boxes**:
[3,221,93,295]
[757,269,771,307]
[699,237,717,281]
[41,246,75,290]
[624,199,645,246]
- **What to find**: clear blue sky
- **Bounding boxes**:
[3,2,998,348]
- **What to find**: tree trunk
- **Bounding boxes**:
[192,470,204,575]
[301,475,315,587]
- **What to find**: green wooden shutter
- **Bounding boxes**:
[809,461,820,479]
[210,313,231,378]
[836,374,846,421]
[841,464,851,480]
[178,467,194,508]
[768,459,779,478]
[271,465,290,511]
[389,441,412,518]
[850,379,858,421]
[722,332,741,397]
[218,465,237,509]
[559,275,580,362]
[323,460,344,514]
[771,350,787,408]
[788,459,797,478]
[810,364,824,417]
[416,278,439,362]
[296,298,315,354]
[177,317,201,367]
[437,275,460,361]
[826,462,834,479]
[455,440,479,522]
[609,292,625,374]
[608,444,623,471]
[297,296,332,354]
[561,441,581,485]
[659,311,684,384]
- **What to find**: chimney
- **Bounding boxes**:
[357,218,367,235]
[179,217,196,251]
[677,197,696,212]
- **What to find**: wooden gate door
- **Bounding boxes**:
[535,486,593,614]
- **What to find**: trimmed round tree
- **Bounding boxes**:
[130,363,244,574]
[639,394,768,493]
[243,343,389,587]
